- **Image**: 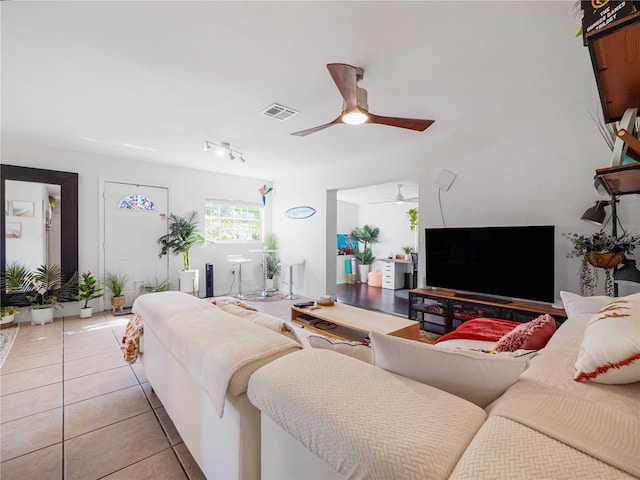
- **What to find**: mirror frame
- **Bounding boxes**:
[1,164,78,305]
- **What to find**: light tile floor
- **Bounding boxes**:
[0,298,295,479]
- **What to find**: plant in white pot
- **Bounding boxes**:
[1,306,20,329]
[264,233,281,291]
[349,225,380,283]
[74,271,103,318]
[104,273,128,314]
[21,264,77,325]
[402,246,413,261]
[157,210,213,296]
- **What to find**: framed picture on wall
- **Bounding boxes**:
[8,200,35,217]
[6,222,22,238]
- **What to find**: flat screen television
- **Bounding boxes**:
[425,226,555,303]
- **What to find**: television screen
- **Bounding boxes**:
[425,226,555,303]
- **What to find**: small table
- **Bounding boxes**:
[291,302,419,342]
[250,249,277,297]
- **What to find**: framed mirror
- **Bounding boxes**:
[1,165,78,305]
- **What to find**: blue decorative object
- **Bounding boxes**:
[259,185,273,205]
[285,206,316,219]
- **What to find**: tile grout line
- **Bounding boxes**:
[62,314,67,480]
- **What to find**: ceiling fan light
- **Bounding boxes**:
[342,108,368,125]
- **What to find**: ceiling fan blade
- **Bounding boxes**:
[327,63,359,111]
[367,113,435,132]
[403,197,419,202]
[290,115,344,137]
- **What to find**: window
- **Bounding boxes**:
[204,199,263,242]
[118,194,156,211]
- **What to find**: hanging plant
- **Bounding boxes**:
[406,208,418,231]
[564,230,640,296]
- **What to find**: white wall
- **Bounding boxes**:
[272,95,640,302]
[2,139,274,316]
[336,200,358,237]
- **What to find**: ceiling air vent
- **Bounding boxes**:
[261,103,298,121]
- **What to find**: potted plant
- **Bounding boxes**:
[1,306,20,329]
[349,225,380,283]
[264,233,281,291]
[157,210,212,295]
[19,264,78,325]
[139,277,172,294]
[406,208,418,231]
[104,273,128,313]
[564,230,640,296]
[402,246,413,261]
[74,271,104,318]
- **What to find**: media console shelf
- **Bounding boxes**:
[408,288,567,335]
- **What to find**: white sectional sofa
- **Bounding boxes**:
[247,292,640,479]
[133,291,639,479]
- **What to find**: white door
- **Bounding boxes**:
[103,182,169,308]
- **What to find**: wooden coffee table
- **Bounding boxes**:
[291,302,419,342]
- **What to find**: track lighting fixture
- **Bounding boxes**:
[203,140,246,163]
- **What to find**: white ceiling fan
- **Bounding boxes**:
[369,184,418,204]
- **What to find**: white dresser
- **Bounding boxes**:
[374,259,410,290]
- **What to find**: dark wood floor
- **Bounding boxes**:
[335,283,409,317]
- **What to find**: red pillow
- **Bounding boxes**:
[495,314,556,352]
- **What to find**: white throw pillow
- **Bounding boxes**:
[307,335,373,364]
[369,331,529,408]
[575,298,640,384]
[560,291,640,317]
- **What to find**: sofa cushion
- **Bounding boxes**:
[450,416,635,480]
[574,298,640,384]
[495,314,556,352]
[307,335,372,363]
[560,290,640,316]
[369,331,529,408]
[248,349,487,480]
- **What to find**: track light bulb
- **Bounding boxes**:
[229,152,235,161]
[204,141,211,151]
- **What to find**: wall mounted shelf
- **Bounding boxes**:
[586,12,640,123]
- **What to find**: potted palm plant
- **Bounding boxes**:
[402,246,413,261]
[157,210,212,295]
[264,233,281,291]
[74,271,104,318]
[349,225,380,283]
[564,230,640,296]
[104,273,127,313]
[21,264,77,325]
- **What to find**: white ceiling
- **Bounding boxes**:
[1,0,586,196]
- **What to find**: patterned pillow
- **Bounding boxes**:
[207,296,257,311]
[495,314,556,352]
[217,303,299,343]
[575,299,640,384]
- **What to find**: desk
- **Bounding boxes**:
[374,259,411,290]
